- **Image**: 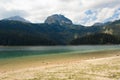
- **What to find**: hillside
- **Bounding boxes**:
[70,33,120,45]
[0,20,56,45]
[0,14,120,45]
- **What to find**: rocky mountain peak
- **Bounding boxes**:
[45,14,72,25]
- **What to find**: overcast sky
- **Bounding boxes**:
[0,0,120,26]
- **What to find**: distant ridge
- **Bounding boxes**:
[93,22,104,26]
[3,16,30,23]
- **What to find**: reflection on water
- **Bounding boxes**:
[0,45,120,59]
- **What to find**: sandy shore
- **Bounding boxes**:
[0,50,120,80]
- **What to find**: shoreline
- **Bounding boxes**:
[0,50,120,70]
[0,57,120,80]
[0,50,120,80]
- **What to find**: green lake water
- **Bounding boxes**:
[0,45,120,59]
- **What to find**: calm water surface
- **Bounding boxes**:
[0,45,120,59]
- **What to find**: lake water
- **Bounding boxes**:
[0,45,120,59]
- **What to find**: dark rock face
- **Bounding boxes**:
[45,14,72,25]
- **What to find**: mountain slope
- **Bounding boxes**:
[0,20,56,45]
[103,20,120,36]
[3,16,30,23]
[0,14,120,45]
[70,33,120,45]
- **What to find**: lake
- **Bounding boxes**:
[0,45,120,59]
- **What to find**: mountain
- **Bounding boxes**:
[45,14,73,25]
[0,19,85,45]
[102,20,120,36]
[3,16,30,23]
[70,19,120,45]
[0,20,56,45]
[0,14,120,45]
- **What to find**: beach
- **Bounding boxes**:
[0,50,120,80]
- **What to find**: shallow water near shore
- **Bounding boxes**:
[0,45,120,59]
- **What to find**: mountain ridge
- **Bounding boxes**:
[0,14,120,45]
[1,14,118,26]
[3,16,30,23]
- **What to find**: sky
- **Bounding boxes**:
[0,0,120,26]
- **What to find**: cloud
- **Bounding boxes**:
[85,10,93,15]
[0,9,29,20]
[103,8,120,22]
[97,8,115,21]
[0,0,120,26]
